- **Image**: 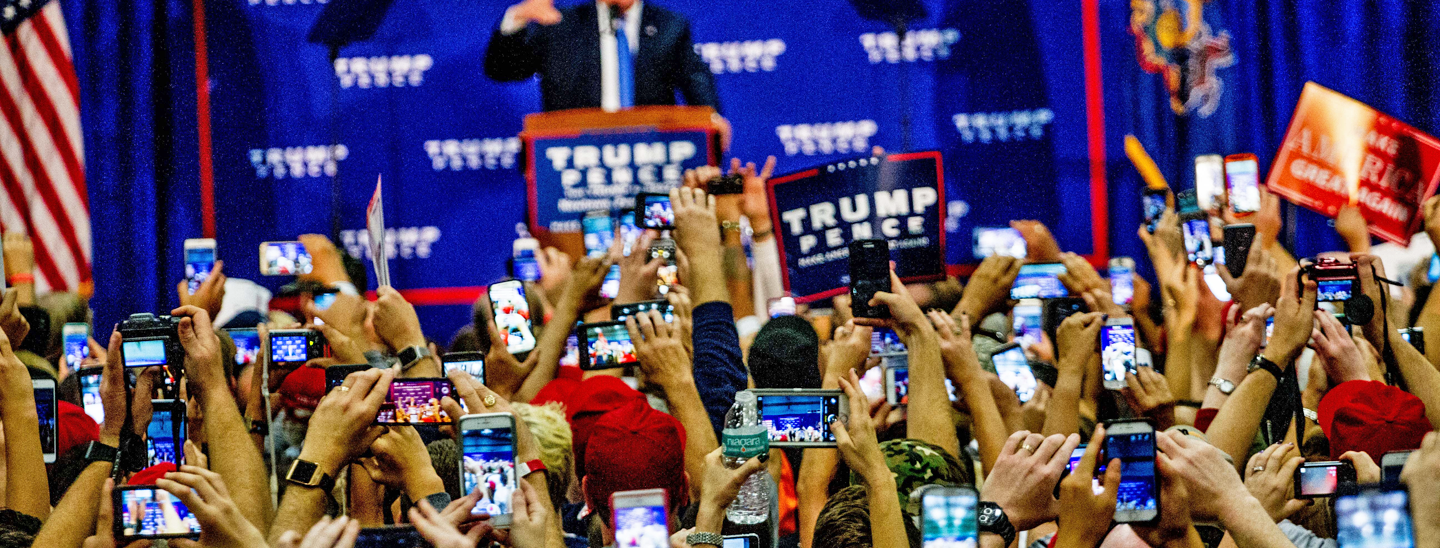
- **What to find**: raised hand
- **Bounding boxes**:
[536,247,572,296]
[981,430,1081,531]
[1217,239,1280,311]
[615,231,662,304]
[1122,366,1175,428]
[1055,311,1104,368]
[361,426,445,501]
[954,255,1021,320]
[832,370,889,483]
[1055,426,1120,547]
[824,320,873,384]
[1311,310,1368,383]
[1012,220,1061,262]
[852,267,933,342]
[178,260,227,319]
[307,293,369,363]
[159,465,269,548]
[171,305,227,402]
[0,289,29,346]
[275,515,360,548]
[509,0,562,27]
[298,234,349,286]
[626,309,692,389]
[1262,267,1316,366]
[1156,429,1248,520]
[297,368,395,479]
[1242,443,1307,521]
[1057,252,1106,295]
[410,499,487,548]
[735,156,777,229]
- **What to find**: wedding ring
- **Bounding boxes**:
[338,386,350,393]
[1252,465,1265,473]
[1020,443,1034,454]
[483,394,497,407]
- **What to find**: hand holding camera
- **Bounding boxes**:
[298,367,395,478]
[1263,267,1317,367]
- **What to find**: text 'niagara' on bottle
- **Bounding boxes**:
[722,390,770,524]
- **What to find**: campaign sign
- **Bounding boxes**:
[527,130,713,233]
[1266,82,1440,245]
[767,152,946,302]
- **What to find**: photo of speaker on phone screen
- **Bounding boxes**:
[459,415,516,523]
[488,280,536,354]
[115,487,202,539]
[754,390,844,446]
[580,321,638,370]
[376,379,454,424]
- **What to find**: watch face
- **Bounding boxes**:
[289,460,319,484]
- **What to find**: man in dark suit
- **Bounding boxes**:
[483,0,721,114]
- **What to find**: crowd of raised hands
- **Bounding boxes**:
[0,159,1435,548]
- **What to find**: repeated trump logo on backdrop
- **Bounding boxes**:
[527,130,712,233]
[768,152,946,302]
[1266,82,1440,245]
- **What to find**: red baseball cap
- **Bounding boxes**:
[279,366,326,413]
[583,400,688,524]
[127,462,177,486]
[530,377,581,407]
[565,376,645,479]
[1319,380,1432,459]
[56,401,99,458]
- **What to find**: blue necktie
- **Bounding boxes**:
[615,16,635,108]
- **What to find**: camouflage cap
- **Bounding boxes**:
[851,438,972,514]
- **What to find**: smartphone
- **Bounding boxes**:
[724,534,761,548]
[442,352,486,384]
[848,239,892,319]
[708,173,744,195]
[354,526,423,548]
[1142,189,1169,233]
[377,378,454,424]
[77,367,105,426]
[992,343,1038,403]
[767,296,797,318]
[1264,317,1274,348]
[885,362,909,406]
[1296,461,1357,498]
[1013,299,1044,350]
[1109,258,1136,307]
[1225,153,1261,215]
[1400,327,1426,355]
[183,238,216,295]
[973,227,1026,259]
[752,388,847,447]
[62,322,89,371]
[1104,420,1159,523]
[1223,224,1256,278]
[1180,212,1213,266]
[258,241,312,276]
[618,211,642,257]
[920,486,979,548]
[579,321,638,370]
[1011,263,1068,300]
[650,238,678,294]
[147,399,185,467]
[1429,255,1440,283]
[1335,488,1414,548]
[612,489,669,547]
[636,192,675,230]
[1042,297,1087,338]
[325,364,372,392]
[1175,189,1198,214]
[1101,319,1137,390]
[1194,155,1225,211]
[612,300,675,323]
[459,413,517,525]
[600,264,621,300]
[489,279,537,354]
[114,485,202,539]
[223,328,260,368]
[122,338,170,369]
[1380,451,1412,486]
[269,329,325,364]
[870,328,907,357]
[583,210,616,258]
[512,238,542,282]
[32,379,56,463]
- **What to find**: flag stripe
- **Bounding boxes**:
[16,21,82,172]
[5,35,84,209]
[29,8,78,111]
[0,158,67,290]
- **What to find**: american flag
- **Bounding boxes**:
[0,0,89,293]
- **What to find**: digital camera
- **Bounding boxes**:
[1302,257,1358,303]
[117,313,183,370]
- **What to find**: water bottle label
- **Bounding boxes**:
[723,430,769,459]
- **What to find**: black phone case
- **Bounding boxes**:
[1224,224,1256,278]
[848,240,891,319]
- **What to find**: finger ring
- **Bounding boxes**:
[1252,465,1265,473]
[1020,443,1034,454]
[482,394,497,407]
[338,386,350,393]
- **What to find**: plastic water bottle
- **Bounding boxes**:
[722,390,771,524]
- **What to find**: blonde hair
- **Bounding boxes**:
[511,402,573,508]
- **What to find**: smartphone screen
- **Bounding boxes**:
[582,321,638,370]
[1429,255,1440,283]
[269,332,312,364]
[1101,323,1137,387]
[489,280,536,354]
[613,493,669,547]
[184,243,215,295]
[377,379,454,424]
[1225,156,1261,214]
[638,193,675,229]
[1336,489,1413,548]
[768,296,797,318]
[325,365,371,392]
[583,213,616,257]
[1264,317,1274,348]
[79,371,105,425]
[1380,452,1411,486]
[920,488,978,548]
[1143,191,1167,233]
[116,487,202,538]
[63,323,89,371]
[1182,216,1213,266]
[1194,155,1225,211]
[443,353,486,383]
[871,328,907,356]
[1105,425,1158,522]
[226,328,261,368]
[618,211,642,257]
[122,339,168,368]
[354,526,422,548]
[754,391,843,446]
[34,383,55,460]
[973,227,1026,259]
[260,241,313,276]
[1109,264,1135,306]
[1298,463,1343,496]
[145,403,182,467]
[1013,300,1043,350]
[992,346,1038,403]
[600,264,621,300]
[561,333,580,368]
[650,240,678,294]
[724,535,758,548]
[512,252,542,282]
[887,365,909,405]
[461,420,517,518]
[848,239,892,318]
[1011,263,1068,300]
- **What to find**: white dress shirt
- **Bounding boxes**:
[500,1,643,112]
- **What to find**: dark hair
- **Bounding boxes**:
[748,315,822,390]
[448,324,482,354]
[427,439,461,500]
[813,485,921,548]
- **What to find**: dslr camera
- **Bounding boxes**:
[117,312,185,373]
[1301,257,1358,303]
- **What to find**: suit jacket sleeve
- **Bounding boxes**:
[484,18,542,82]
[673,21,721,113]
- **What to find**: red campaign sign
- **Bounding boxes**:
[1266,82,1440,245]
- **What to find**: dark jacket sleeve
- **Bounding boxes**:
[483,19,543,82]
[691,301,747,434]
[672,21,721,112]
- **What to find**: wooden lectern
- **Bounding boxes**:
[520,106,720,259]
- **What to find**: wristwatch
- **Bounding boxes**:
[685,532,724,547]
[518,459,547,478]
[397,345,432,371]
[977,501,1016,547]
[286,459,335,492]
[1208,377,1237,395]
[82,441,118,465]
[1247,355,1284,381]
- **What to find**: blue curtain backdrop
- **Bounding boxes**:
[60,0,1440,337]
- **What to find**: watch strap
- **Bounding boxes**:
[1208,377,1236,395]
[685,532,725,547]
[285,460,336,492]
[82,441,119,465]
[1249,355,1284,381]
[518,458,546,478]
[398,346,432,371]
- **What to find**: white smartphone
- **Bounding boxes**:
[991,343,1038,403]
[1105,420,1160,523]
[1108,257,1136,308]
[77,367,105,426]
[183,238,216,294]
[611,488,669,546]
[1012,299,1044,350]
[459,413,517,526]
[63,322,89,371]
[920,485,979,548]
[33,378,56,463]
[752,388,848,447]
[1101,318,1137,390]
[1194,154,1225,211]
[512,238,541,282]
[488,280,536,354]
[258,241,313,276]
